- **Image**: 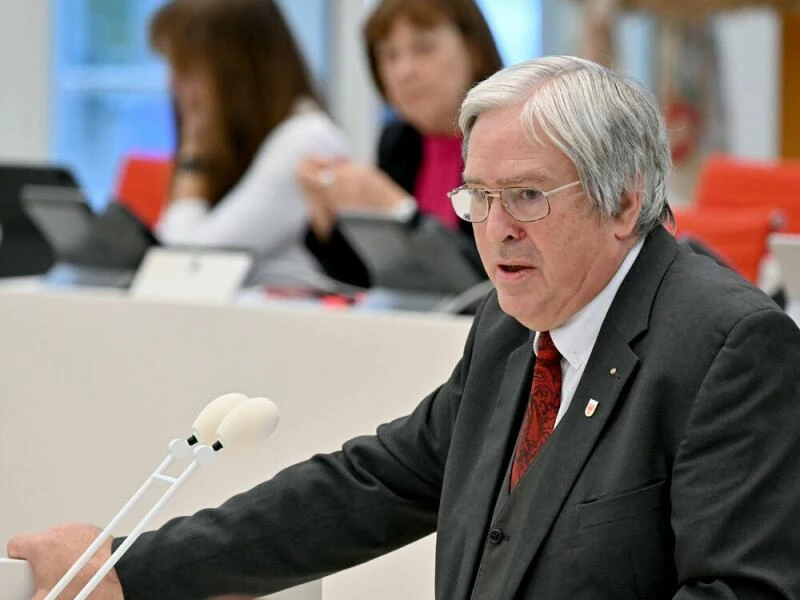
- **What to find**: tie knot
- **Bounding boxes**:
[536,331,561,364]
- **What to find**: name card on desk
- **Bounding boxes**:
[129,247,253,305]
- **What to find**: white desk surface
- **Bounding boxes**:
[0,287,472,599]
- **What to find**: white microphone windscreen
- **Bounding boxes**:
[216,397,280,449]
[192,393,248,444]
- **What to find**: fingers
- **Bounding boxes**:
[317,169,336,189]
[298,154,341,172]
[297,157,342,197]
[327,163,408,211]
[297,157,325,186]
[9,524,123,600]
[298,156,339,241]
[7,532,35,560]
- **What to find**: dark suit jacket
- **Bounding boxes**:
[115,226,800,599]
[304,121,482,288]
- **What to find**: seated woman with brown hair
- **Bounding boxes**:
[298,0,502,288]
[151,0,347,284]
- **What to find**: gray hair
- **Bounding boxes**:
[459,55,672,235]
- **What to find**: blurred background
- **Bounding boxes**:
[0,0,796,210]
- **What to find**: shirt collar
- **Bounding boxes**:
[535,238,645,368]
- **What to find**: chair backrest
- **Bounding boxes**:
[114,155,173,230]
[671,206,781,283]
[695,154,800,232]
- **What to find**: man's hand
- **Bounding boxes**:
[7,523,124,600]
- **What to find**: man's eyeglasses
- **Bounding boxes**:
[448,180,582,223]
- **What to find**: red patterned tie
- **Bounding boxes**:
[510,331,563,490]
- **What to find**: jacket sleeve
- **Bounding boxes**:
[672,307,800,599]
[112,296,490,600]
[303,226,371,288]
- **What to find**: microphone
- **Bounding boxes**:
[43,393,280,600]
[213,396,281,450]
[189,391,248,445]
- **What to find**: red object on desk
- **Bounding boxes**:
[263,287,361,308]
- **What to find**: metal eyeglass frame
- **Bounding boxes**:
[448,180,582,223]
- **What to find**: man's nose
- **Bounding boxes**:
[484,194,523,242]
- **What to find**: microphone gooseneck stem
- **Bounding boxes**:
[43,452,177,600]
[74,455,207,600]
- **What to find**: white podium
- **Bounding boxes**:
[0,288,472,599]
[0,558,34,600]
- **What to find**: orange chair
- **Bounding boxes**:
[695,154,800,233]
[114,154,173,230]
[671,206,783,283]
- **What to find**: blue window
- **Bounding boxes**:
[478,0,542,66]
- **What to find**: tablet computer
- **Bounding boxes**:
[0,164,76,276]
[337,209,483,295]
[20,184,95,264]
[21,184,156,270]
[0,164,78,235]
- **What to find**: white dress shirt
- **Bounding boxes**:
[536,238,644,428]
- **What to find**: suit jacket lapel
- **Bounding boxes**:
[453,338,534,600]
[498,227,679,597]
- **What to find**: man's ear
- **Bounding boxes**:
[614,187,642,239]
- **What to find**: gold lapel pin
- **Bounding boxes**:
[585,399,599,417]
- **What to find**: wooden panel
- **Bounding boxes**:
[782,11,800,158]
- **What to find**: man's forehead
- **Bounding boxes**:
[463,134,560,186]
[470,103,526,135]
[462,170,552,186]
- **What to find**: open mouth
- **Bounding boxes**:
[499,265,530,273]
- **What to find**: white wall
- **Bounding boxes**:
[329,0,381,162]
[714,9,781,160]
[0,0,50,162]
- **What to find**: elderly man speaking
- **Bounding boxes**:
[11,56,800,599]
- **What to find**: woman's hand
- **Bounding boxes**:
[171,68,230,203]
[298,155,411,241]
[297,155,344,241]
[326,161,409,211]
[174,69,219,160]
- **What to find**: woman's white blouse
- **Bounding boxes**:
[155,103,348,286]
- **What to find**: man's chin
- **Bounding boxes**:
[496,292,536,328]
